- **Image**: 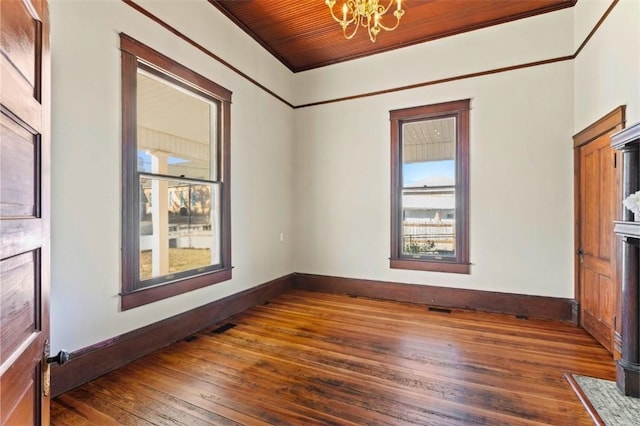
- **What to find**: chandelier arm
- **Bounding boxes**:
[344,12,361,39]
[368,28,377,42]
[376,17,401,31]
[344,24,360,40]
[327,5,349,25]
[325,0,356,25]
[359,11,371,29]
[345,0,358,25]
[375,0,393,15]
[325,0,341,23]
[376,9,404,31]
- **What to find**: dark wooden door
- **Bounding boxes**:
[0,0,51,424]
[575,110,624,354]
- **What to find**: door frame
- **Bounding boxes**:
[573,106,625,357]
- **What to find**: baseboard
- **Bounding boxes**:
[294,273,576,323]
[50,273,294,397]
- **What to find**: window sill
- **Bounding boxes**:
[390,258,470,274]
[121,267,232,310]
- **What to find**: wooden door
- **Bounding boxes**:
[574,108,624,355]
[0,0,51,424]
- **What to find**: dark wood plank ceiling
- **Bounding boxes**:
[209,0,575,73]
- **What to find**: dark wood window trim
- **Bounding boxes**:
[390,99,470,274]
[120,34,232,310]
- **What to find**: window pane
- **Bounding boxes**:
[136,71,218,180]
[401,117,456,258]
[140,177,221,282]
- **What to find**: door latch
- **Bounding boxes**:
[43,340,69,396]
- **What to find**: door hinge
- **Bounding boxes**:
[614,152,617,168]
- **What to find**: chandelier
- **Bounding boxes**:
[325,0,405,42]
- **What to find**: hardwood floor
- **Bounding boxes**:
[51,290,615,425]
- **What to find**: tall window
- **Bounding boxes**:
[390,99,470,274]
[120,34,232,309]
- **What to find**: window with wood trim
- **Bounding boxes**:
[120,34,232,309]
[390,99,470,274]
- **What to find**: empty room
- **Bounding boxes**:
[1,0,639,424]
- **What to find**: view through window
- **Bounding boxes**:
[402,117,457,257]
[136,70,221,282]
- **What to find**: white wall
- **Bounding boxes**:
[50,0,295,353]
[292,6,578,298]
[293,62,575,298]
[574,0,640,131]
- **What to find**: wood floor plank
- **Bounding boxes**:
[195,320,570,425]
[264,293,607,355]
[50,399,95,426]
[83,377,218,426]
[168,337,433,424]
[54,392,144,425]
[114,362,275,426]
[100,371,240,426]
[209,320,578,407]
[52,290,615,425]
[150,341,448,425]
[104,370,242,426]
[234,300,612,387]
[249,311,610,380]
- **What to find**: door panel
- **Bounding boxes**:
[1,343,43,425]
[578,131,618,353]
[599,274,615,329]
[7,389,36,426]
[0,0,50,424]
[582,149,599,255]
[4,372,37,425]
[0,252,39,364]
[0,0,38,87]
[0,113,38,218]
[582,267,597,318]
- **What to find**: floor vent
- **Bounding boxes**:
[184,335,198,342]
[212,323,237,334]
[428,307,452,314]
[516,315,529,320]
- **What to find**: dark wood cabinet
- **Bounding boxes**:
[611,122,640,398]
